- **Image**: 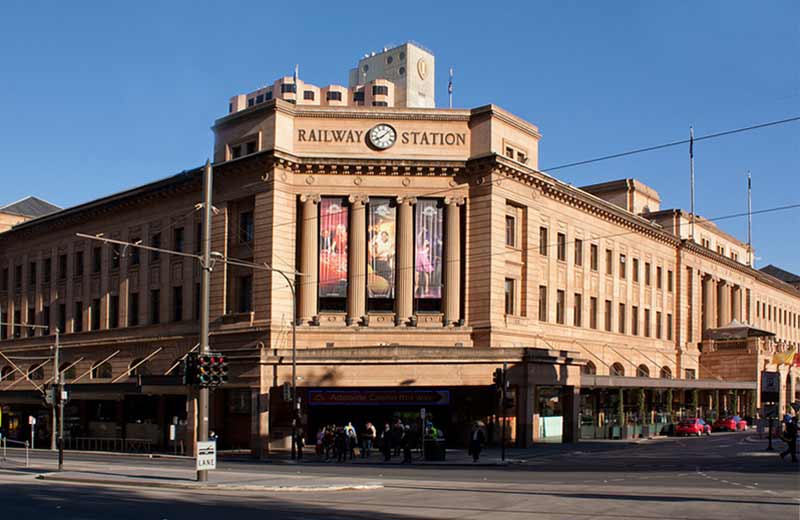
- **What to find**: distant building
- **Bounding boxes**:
[760,265,800,290]
[0,196,61,232]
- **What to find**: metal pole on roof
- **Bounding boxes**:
[689,126,696,241]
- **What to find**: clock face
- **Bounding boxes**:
[368,124,397,150]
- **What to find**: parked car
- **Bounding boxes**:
[676,418,711,436]
[712,415,748,432]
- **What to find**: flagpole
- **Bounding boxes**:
[293,64,299,103]
[448,67,453,109]
[689,126,695,241]
[747,171,753,267]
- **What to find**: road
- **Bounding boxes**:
[0,431,797,519]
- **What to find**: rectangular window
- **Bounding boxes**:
[231,145,242,159]
[281,83,295,93]
[326,91,342,101]
[29,262,36,287]
[590,297,598,329]
[149,289,160,325]
[194,223,202,254]
[109,295,119,329]
[150,233,161,263]
[319,197,350,311]
[129,239,140,266]
[505,215,516,247]
[43,305,50,333]
[74,302,83,333]
[618,303,626,333]
[539,227,548,256]
[573,293,582,327]
[238,276,253,313]
[240,211,254,243]
[556,290,565,324]
[645,262,651,285]
[58,254,68,279]
[667,270,674,292]
[505,279,516,316]
[574,239,583,266]
[557,233,566,261]
[27,307,35,336]
[92,247,102,274]
[538,285,547,321]
[0,312,6,340]
[605,249,612,275]
[129,292,139,326]
[75,251,84,277]
[44,258,51,283]
[173,227,185,253]
[656,311,663,339]
[246,141,256,155]
[353,91,365,102]
[58,303,66,333]
[13,310,20,338]
[667,313,673,340]
[1,267,7,290]
[255,94,263,104]
[619,254,626,279]
[172,286,183,322]
[656,266,663,289]
[685,369,696,380]
[372,85,389,96]
[644,309,651,337]
[110,247,120,270]
[247,98,254,107]
[632,258,639,283]
[604,300,612,331]
[632,306,639,335]
[303,90,315,100]
[14,265,21,290]
[91,298,101,331]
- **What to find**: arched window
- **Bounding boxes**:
[58,362,76,381]
[28,364,44,380]
[0,365,15,382]
[660,366,672,379]
[582,361,597,375]
[91,361,112,380]
[636,364,650,378]
[610,362,625,377]
[128,358,151,377]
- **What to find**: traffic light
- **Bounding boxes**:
[185,352,229,389]
[492,368,503,390]
[183,353,198,385]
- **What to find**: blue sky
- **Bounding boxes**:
[1,1,798,271]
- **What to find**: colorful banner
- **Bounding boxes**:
[319,198,348,298]
[415,199,444,299]
[367,198,396,298]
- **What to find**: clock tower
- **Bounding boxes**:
[348,42,436,109]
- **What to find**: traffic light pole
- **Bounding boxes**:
[197,160,213,482]
[501,362,507,462]
[55,329,64,471]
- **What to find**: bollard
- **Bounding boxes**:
[2,437,5,461]
[25,440,29,468]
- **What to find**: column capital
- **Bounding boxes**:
[396,196,417,206]
[299,193,321,204]
[348,194,369,206]
[444,195,466,206]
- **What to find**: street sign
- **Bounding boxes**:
[760,371,780,403]
[196,441,217,471]
[28,416,36,426]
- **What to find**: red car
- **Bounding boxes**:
[712,415,748,432]
[676,418,711,436]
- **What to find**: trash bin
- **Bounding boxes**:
[423,439,446,461]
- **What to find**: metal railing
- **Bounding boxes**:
[1,437,30,467]
[63,437,153,453]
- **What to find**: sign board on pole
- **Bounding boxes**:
[420,408,426,420]
[169,425,176,441]
[28,416,36,426]
[196,441,217,471]
[760,371,780,403]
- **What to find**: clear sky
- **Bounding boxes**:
[1,1,798,271]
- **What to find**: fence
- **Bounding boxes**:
[0,437,30,467]
[63,437,153,453]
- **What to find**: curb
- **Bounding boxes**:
[271,459,511,467]
[35,473,384,492]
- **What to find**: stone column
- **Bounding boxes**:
[443,197,464,326]
[718,280,730,326]
[395,197,415,326]
[732,285,742,322]
[298,194,320,324]
[702,275,714,332]
[347,195,368,326]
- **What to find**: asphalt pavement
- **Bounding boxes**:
[0,431,797,519]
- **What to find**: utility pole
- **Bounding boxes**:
[197,159,213,482]
[55,328,64,471]
[501,362,507,462]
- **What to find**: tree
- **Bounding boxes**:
[690,389,699,416]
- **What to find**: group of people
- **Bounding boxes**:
[315,421,377,462]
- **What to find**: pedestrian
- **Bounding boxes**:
[401,425,413,464]
[345,422,358,460]
[779,415,798,463]
[295,428,305,460]
[315,428,325,457]
[468,422,485,462]
[363,421,376,458]
[381,423,392,462]
[209,430,218,443]
[324,425,335,460]
[335,426,347,463]
[392,420,404,456]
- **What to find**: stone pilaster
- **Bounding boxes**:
[298,194,320,324]
[347,195,368,326]
[732,285,742,322]
[702,274,714,332]
[395,196,416,326]
[718,280,730,326]
[444,196,464,326]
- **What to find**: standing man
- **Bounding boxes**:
[779,415,798,462]
[363,421,376,458]
[469,422,486,463]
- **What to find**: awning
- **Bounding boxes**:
[703,319,775,341]
[581,374,756,390]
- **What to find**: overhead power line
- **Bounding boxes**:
[542,115,800,172]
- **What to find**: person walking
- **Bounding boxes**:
[779,415,798,462]
[381,423,392,462]
[363,421,376,458]
[401,425,413,464]
[345,422,358,460]
[335,426,347,463]
[295,428,305,460]
[468,422,485,463]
